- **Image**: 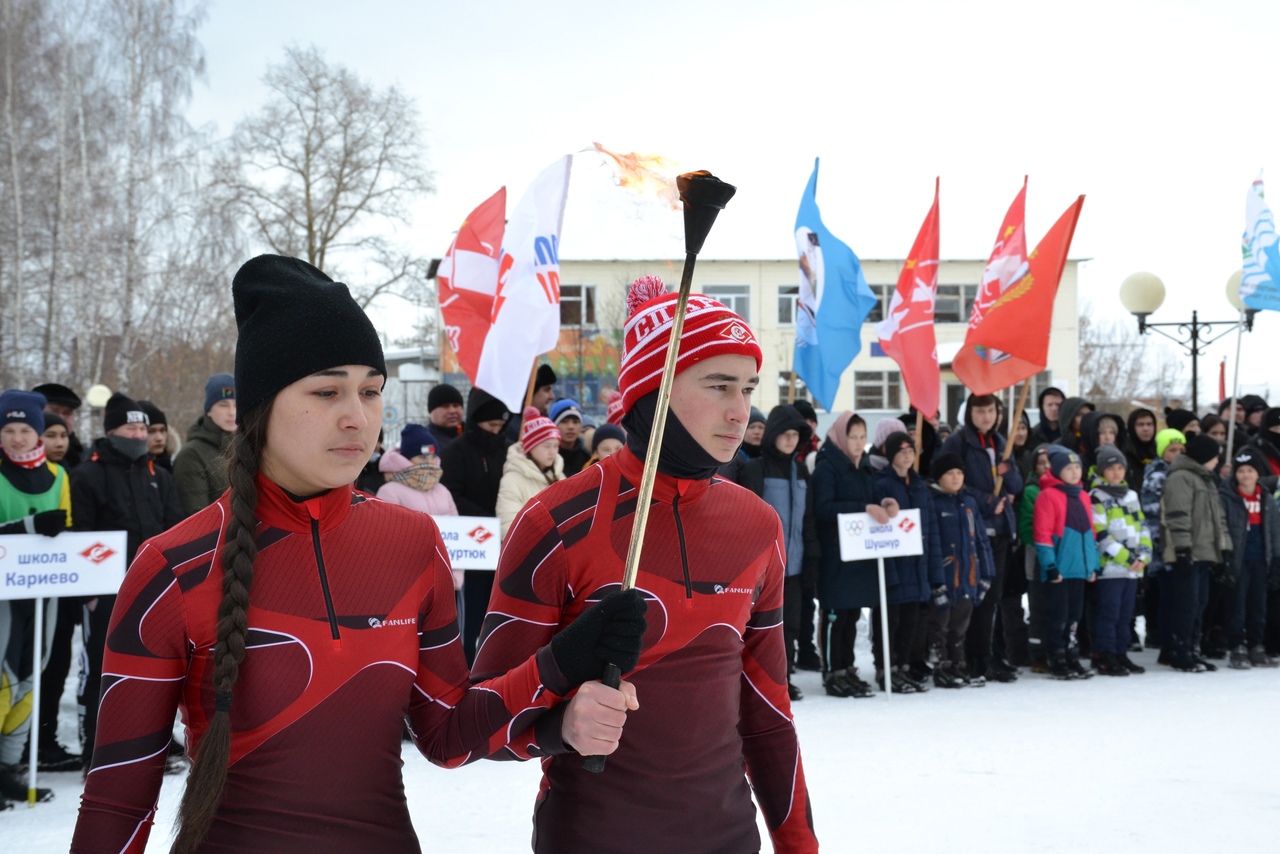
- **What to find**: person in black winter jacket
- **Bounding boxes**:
[811,411,898,698]
[1030,386,1066,447]
[1219,446,1280,668]
[1054,397,1094,455]
[738,405,819,700]
[1125,407,1159,488]
[1078,410,1128,474]
[871,432,943,692]
[940,393,1024,682]
[70,392,185,768]
[438,386,511,663]
[1249,408,1280,494]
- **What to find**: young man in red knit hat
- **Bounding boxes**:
[472,276,818,853]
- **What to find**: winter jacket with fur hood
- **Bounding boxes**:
[496,441,564,536]
[1161,453,1231,564]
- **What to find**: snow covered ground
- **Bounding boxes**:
[10,619,1280,852]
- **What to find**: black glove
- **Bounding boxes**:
[1174,549,1193,575]
[1221,549,1233,567]
[550,589,648,686]
[1045,568,1061,583]
[931,585,948,608]
[30,509,67,537]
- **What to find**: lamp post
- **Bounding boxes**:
[1118,271,1255,414]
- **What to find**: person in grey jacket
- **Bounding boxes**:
[172,373,237,515]
[1161,435,1232,671]
[1219,445,1280,668]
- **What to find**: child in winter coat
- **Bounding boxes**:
[1160,434,1232,672]
[1141,428,1185,655]
[1219,446,1280,668]
[1033,446,1101,680]
[926,453,995,688]
[377,425,460,589]
[1019,445,1052,671]
[496,408,565,537]
[1089,444,1152,676]
[873,432,943,693]
[0,390,71,804]
[739,405,819,701]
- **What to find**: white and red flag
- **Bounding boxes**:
[876,179,940,419]
[439,155,572,413]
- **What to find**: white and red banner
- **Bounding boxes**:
[876,179,940,419]
[438,155,572,413]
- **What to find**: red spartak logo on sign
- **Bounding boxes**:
[80,543,116,565]
[468,526,493,545]
[897,517,917,534]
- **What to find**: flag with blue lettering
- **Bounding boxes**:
[1242,171,1280,312]
[793,159,879,411]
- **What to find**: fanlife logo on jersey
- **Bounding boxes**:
[367,616,416,629]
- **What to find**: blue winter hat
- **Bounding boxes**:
[0,389,47,434]
[204,373,236,415]
[550,398,582,425]
[1046,445,1082,478]
[591,422,626,454]
[399,423,437,457]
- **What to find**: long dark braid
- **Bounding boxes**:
[173,404,269,854]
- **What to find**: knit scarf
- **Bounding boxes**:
[1054,481,1092,532]
[393,461,442,492]
[4,442,47,470]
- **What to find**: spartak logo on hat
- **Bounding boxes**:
[719,320,753,344]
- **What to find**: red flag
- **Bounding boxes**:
[952,196,1086,395]
[876,179,940,419]
[1218,358,1226,403]
[969,178,1029,336]
[437,188,507,382]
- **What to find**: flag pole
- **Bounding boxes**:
[1225,309,1245,469]
[584,172,735,774]
[913,409,923,472]
[994,381,1030,496]
[522,361,540,411]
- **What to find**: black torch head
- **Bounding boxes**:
[677,171,736,256]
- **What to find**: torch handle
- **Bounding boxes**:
[582,663,623,773]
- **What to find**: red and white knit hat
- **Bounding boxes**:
[520,406,560,453]
[617,275,762,415]
[605,391,624,425]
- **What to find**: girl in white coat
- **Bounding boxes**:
[497,407,565,536]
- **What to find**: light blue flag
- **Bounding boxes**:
[1242,170,1280,312]
[793,158,879,411]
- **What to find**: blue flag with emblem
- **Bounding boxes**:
[793,159,879,411]
[1242,170,1280,312]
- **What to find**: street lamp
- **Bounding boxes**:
[1118,271,1254,414]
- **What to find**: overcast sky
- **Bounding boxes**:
[187,0,1280,405]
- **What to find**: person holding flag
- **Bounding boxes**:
[472,275,817,854]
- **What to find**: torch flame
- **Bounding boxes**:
[594,142,681,210]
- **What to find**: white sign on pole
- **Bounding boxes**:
[835,510,924,700]
[836,509,924,562]
[0,530,128,600]
[433,515,502,570]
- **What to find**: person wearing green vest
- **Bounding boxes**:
[0,389,71,806]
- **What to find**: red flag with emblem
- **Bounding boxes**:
[876,179,941,419]
[952,195,1086,394]
[437,187,506,382]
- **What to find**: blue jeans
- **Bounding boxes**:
[1092,578,1138,655]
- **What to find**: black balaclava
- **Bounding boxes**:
[622,391,723,480]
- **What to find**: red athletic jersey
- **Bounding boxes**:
[473,446,818,853]
[72,477,568,854]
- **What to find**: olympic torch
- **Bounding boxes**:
[583,171,736,773]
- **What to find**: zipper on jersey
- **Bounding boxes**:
[672,494,692,599]
[309,516,342,649]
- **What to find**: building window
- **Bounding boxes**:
[854,370,902,410]
[777,371,812,405]
[701,284,750,322]
[934,283,979,324]
[863,283,893,324]
[778,284,799,325]
[1025,370,1055,402]
[560,284,597,327]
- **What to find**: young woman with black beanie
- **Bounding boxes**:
[71,255,646,854]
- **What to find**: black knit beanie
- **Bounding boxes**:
[137,400,167,427]
[791,399,818,423]
[427,383,464,412]
[103,392,149,432]
[1164,408,1198,433]
[1185,434,1220,466]
[232,255,386,422]
[535,363,557,389]
[1264,407,1280,431]
[1233,445,1267,479]
[930,452,964,481]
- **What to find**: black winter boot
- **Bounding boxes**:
[1117,653,1146,674]
[1047,652,1075,680]
[1229,646,1252,670]
[1093,652,1129,676]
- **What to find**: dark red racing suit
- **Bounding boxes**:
[473,446,818,853]
[72,477,570,853]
